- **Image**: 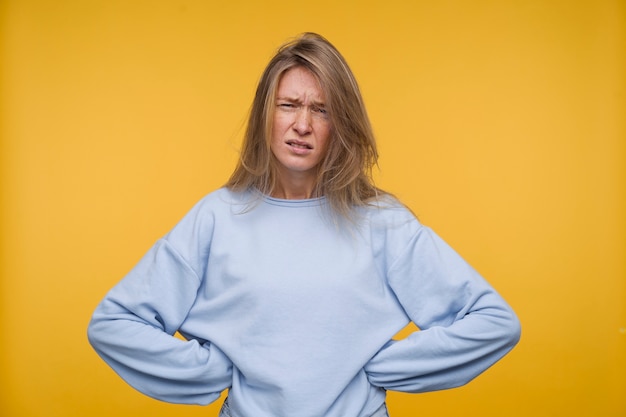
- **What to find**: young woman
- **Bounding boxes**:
[88,33,521,417]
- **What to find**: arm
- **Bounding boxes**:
[365,226,520,392]
[87,239,232,405]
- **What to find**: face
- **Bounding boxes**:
[270,66,331,187]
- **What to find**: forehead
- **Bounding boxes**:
[276,66,325,101]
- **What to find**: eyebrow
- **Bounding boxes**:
[276,96,326,106]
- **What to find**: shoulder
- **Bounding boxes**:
[191,187,256,214]
[357,194,426,252]
[355,194,431,270]
[165,188,252,238]
[362,193,422,231]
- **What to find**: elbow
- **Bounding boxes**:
[510,312,522,348]
[499,308,521,352]
[86,318,100,351]
[86,314,108,354]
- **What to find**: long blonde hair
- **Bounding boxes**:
[226,33,386,219]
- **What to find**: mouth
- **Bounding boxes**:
[286,140,313,150]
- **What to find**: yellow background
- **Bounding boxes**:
[1,0,624,416]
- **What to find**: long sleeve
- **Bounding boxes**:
[364,225,521,392]
[87,239,232,405]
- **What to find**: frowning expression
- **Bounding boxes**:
[270,66,331,184]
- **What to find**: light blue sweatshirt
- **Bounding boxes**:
[88,188,520,417]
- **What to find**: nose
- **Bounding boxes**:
[293,108,312,135]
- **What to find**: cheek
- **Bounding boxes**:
[270,117,282,143]
[318,125,332,149]
[273,114,292,137]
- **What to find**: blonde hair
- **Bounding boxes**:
[226,32,386,219]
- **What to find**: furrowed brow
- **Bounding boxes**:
[276,96,325,106]
[276,96,300,103]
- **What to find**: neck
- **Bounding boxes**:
[272,173,318,200]
[271,184,317,200]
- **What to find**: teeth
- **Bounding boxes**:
[289,142,311,149]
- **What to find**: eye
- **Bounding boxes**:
[277,102,297,111]
[311,105,328,117]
